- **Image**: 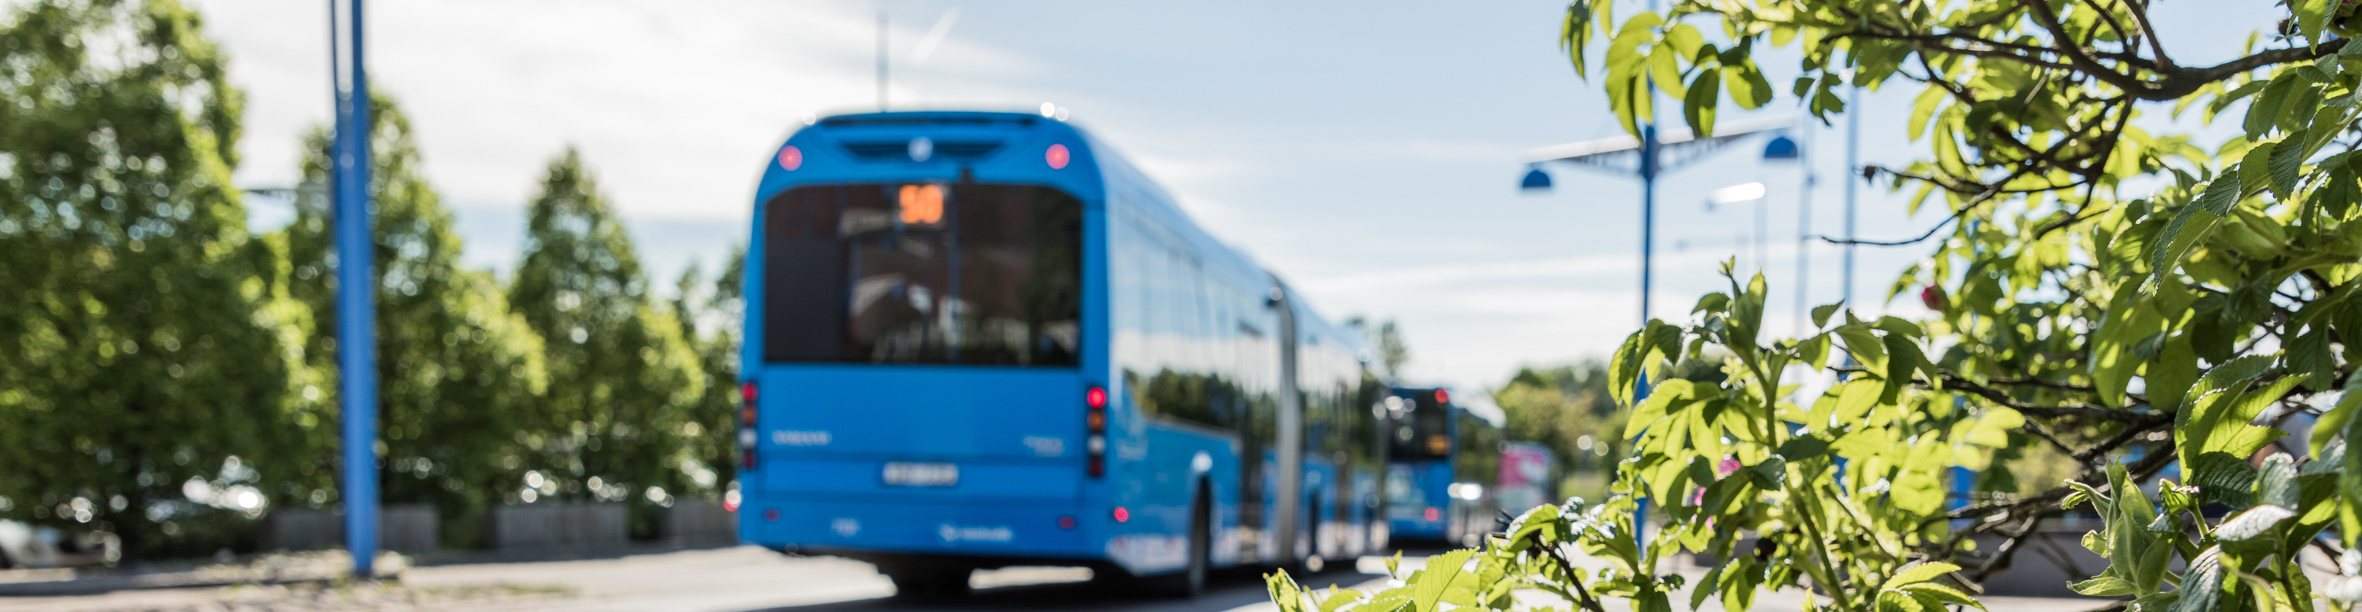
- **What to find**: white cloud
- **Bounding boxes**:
[195,0,1053,221]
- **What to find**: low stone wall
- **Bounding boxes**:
[490,503,626,553]
[661,501,737,549]
[263,505,438,553]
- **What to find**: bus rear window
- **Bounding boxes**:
[762,183,1083,366]
[1389,393,1451,459]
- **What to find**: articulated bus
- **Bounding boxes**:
[1383,387,1503,547]
[735,111,1393,597]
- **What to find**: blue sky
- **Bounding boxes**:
[193,0,2280,389]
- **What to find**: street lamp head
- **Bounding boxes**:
[1520,165,1553,192]
[1762,134,1800,161]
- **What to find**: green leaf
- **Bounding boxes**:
[2091,283,2163,406]
[2147,334,2199,412]
[2299,0,2335,47]
[1648,45,1687,100]
[1812,302,1844,328]
[2188,452,2259,507]
[1892,472,1945,514]
[1746,455,1787,490]
[2240,140,2279,200]
[2256,452,2299,508]
[2246,74,2300,138]
[2214,504,2295,541]
[1409,548,1476,608]
[1684,68,1721,137]
[1662,22,1704,59]
[1881,561,1961,590]
[1625,379,1696,438]
[1898,583,1983,610]
[2187,355,2275,405]
[2269,134,2307,199]
[1728,63,1774,109]
[1907,85,1947,142]
[2071,576,2138,596]
[1830,379,1884,427]
[2170,548,2225,612]
[2143,181,2234,295]
[1777,434,1830,462]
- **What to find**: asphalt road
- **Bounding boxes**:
[0,546,1399,612]
[0,545,2104,612]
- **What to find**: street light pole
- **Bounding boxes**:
[330,0,378,579]
[1843,84,1859,306]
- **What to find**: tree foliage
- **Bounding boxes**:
[281,94,550,549]
[1494,362,1628,491]
[1276,1,2362,611]
[509,150,708,536]
[669,247,743,499]
[0,0,318,556]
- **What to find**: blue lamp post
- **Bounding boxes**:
[328,0,378,579]
[1761,133,1811,333]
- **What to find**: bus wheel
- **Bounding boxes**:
[884,563,972,599]
[1151,495,1210,598]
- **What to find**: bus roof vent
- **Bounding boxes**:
[839,139,1005,163]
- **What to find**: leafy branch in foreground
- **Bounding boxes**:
[1275,0,2362,610]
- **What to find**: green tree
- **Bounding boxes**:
[668,247,744,499]
[509,149,705,536]
[0,0,319,557]
[281,94,550,548]
[1493,361,1626,497]
[1275,1,2362,611]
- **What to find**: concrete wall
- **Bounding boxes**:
[263,504,438,553]
[490,503,627,553]
[661,501,737,549]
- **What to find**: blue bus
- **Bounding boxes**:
[1383,387,1503,547]
[734,111,1393,597]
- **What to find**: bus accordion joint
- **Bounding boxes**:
[739,381,759,470]
[1086,384,1107,478]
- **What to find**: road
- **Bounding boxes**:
[0,547,1390,612]
[0,546,2105,612]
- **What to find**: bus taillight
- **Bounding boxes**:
[1434,389,1449,404]
[739,381,759,470]
[739,382,759,426]
[1086,384,1107,478]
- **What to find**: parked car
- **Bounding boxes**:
[0,521,120,568]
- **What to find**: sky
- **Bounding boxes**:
[187,0,2280,390]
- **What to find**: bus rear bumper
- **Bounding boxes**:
[739,497,1097,564]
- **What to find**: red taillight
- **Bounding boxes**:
[1046,144,1071,169]
[739,381,759,470]
[1424,506,1440,522]
[1058,516,1076,529]
[778,146,803,171]
[1434,389,1449,404]
[1086,384,1107,478]
[1112,507,1130,523]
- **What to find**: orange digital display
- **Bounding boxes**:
[898,184,944,224]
